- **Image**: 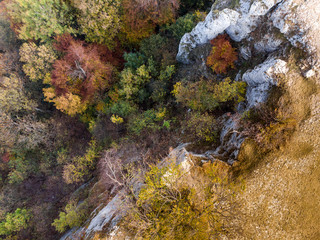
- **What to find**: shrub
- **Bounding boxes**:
[118,65,152,103]
[139,34,168,63]
[6,0,75,42]
[0,15,17,51]
[128,108,168,135]
[150,65,176,102]
[206,34,238,74]
[0,208,31,236]
[173,78,246,112]
[163,11,206,40]
[107,100,138,118]
[183,112,218,143]
[123,52,146,70]
[179,0,212,14]
[7,155,30,184]
[63,140,99,184]
[0,74,36,114]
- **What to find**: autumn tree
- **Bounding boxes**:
[6,0,76,42]
[0,208,31,236]
[20,42,57,82]
[121,0,179,44]
[72,0,121,48]
[207,34,238,74]
[173,78,246,112]
[43,35,114,116]
[0,74,36,114]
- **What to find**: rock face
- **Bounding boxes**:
[63,0,320,239]
[177,0,320,162]
[177,0,283,63]
[243,57,288,108]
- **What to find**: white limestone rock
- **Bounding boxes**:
[177,9,239,63]
[253,33,284,53]
[242,58,288,109]
[177,0,282,64]
[271,0,320,61]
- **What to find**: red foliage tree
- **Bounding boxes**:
[122,0,179,44]
[206,34,238,74]
[51,34,114,103]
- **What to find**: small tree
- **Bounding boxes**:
[63,140,99,184]
[52,201,87,233]
[121,0,179,44]
[173,78,246,112]
[207,34,238,74]
[0,73,36,114]
[0,208,31,236]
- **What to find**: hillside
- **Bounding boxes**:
[0,0,320,239]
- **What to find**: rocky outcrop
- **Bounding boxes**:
[243,57,288,108]
[177,0,283,63]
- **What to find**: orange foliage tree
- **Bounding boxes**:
[206,34,237,74]
[121,0,179,44]
[43,34,115,116]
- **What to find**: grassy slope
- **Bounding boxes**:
[230,58,320,239]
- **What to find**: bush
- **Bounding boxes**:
[173,78,246,112]
[183,112,218,143]
[107,100,137,118]
[128,108,168,135]
[63,140,99,184]
[0,208,31,236]
[140,35,168,63]
[0,15,17,51]
[163,11,206,40]
[206,34,238,74]
[179,0,212,14]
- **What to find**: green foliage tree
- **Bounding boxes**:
[173,78,246,111]
[20,42,57,82]
[128,108,168,135]
[183,111,218,143]
[72,0,121,47]
[52,201,87,233]
[0,74,36,114]
[163,11,206,40]
[63,140,99,184]
[7,0,76,42]
[123,161,238,239]
[0,208,31,236]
